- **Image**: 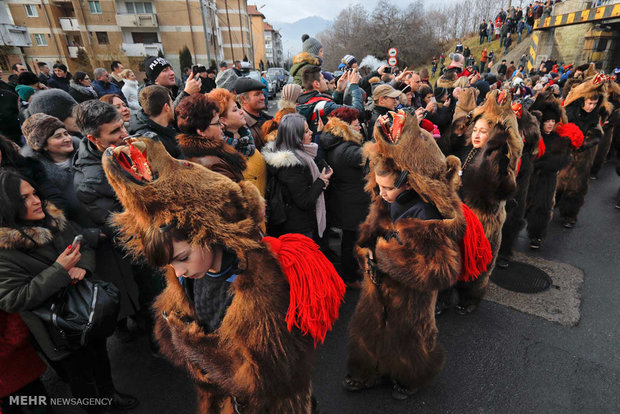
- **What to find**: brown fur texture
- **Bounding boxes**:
[452,88,478,122]
[177,133,247,182]
[346,111,465,391]
[102,139,315,413]
[322,117,364,145]
[555,78,608,223]
[457,91,522,306]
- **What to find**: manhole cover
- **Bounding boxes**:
[490,261,552,293]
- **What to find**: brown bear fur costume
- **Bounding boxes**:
[345,110,466,393]
[102,138,337,413]
[455,90,522,309]
[498,105,542,261]
[556,75,609,226]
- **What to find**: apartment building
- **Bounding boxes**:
[247,4,265,70]
[2,0,255,76]
[263,21,282,67]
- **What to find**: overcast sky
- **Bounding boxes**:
[254,0,457,24]
[254,0,381,24]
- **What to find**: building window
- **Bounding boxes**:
[131,32,158,44]
[25,4,38,17]
[33,33,47,46]
[88,1,102,14]
[126,2,153,13]
[96,32,109,44]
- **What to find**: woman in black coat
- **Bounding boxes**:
[0,170,137,412]
[320,107,370,288]
[526,100,572,248]
[68,71,99,103]
[262,113,332,238]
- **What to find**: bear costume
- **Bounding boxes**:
[102,138,344,413]
[343,109,491,398]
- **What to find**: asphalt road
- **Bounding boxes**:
[42,97,620,413]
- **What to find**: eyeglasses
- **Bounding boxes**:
[209,120,223,127]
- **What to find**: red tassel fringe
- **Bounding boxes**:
[262,234,346,346]
[535,137,546,160]
[459,203,493,282]
[556,122,584,149]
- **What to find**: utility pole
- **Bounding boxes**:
[200,0,211,66]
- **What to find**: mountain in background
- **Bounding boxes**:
[271,16,332,63]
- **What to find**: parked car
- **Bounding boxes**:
[268,68,288,89]
[265,73,278,98]
[244,70,276,99]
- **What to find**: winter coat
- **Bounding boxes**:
[457,124,518,305]
[428,104,453,136]
[262,140,326,236]
[69,81,98,103]
[225,126,267,196]
[129,110,181,158]
[20,138,98,231]
[296,87,364,133]
[290,52,321,86]
[0,311,47,397]
[121,79,140,111]
[319,117,370,230]
[47,74,71,92]
[92,80,126,103]
[177,133,246,183]
[0,204,96,361]
[38,72,50,86]
[555,100,604,221]
[72,137,139,320]
[242,110,272,151]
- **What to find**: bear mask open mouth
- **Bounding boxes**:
[377,110,407,145]
[105,138,157,185]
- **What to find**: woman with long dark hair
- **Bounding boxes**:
[0,170,137,413]
[262,113,333,238]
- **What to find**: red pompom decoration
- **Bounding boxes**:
[459,203,493,282]
[556,122,584,149]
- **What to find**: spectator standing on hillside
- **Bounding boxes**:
[479,20,487,44]
[455,40,464,54]
[517,18,525,43]
[504,33,513,54]
[497,59,508,80]
[487,21,494,42]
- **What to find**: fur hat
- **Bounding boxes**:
[453,88,478,122]
[102,138,263,267]
[28,89,77,121]
[471,90,523,172]
[17,71,40,86]
[302,34,323,57]
[21,113,65,151]
[563,73,608,108]
[365,109,462,219]
[529,91,567,124]
[215,69,239,92]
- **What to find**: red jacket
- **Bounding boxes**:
[0,311,46,397]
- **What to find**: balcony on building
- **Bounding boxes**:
[116,13,158,28]
[0,23,32,47]
[67,45,83,58]
[59,17,80,31]
[122,42,163,56]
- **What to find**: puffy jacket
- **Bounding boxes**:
[262,140,325,236]
[319,117,370,230]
